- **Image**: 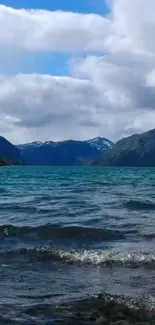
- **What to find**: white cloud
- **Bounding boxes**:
[71,52,155,111]
[0,1,155,143]
[0,73,108,143]
[1,68,155,144]
[110,0,155,54]
[0,1,154,55]
[0,5,111,53]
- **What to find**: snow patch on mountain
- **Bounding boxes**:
[86,137,113,152]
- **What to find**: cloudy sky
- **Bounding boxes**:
[0,0,155,144]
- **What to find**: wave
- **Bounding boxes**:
[124,199,155,210]
[3,247,155,266]
[53,249,155,266]
[1,293,154,325]
[25,293,155,324]
[143,233,155,239]
[0,204,52,214]
[0,224,126,241]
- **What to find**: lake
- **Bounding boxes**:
[0,166,155,324]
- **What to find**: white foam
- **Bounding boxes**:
[57,249,155,265]
[15,247,155,266]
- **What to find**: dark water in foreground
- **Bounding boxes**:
[1,167,155,324]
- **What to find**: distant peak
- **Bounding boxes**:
[85,137,113,152]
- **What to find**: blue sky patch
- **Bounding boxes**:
[1,0,109,15]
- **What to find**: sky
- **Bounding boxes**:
[0,0,155,144]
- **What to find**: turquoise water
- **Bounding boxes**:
[0,166,155,324]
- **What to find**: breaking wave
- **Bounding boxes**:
[3,247,155,266]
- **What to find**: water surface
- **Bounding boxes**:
[0,167,155,324]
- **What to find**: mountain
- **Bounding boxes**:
[17,138,111,166]
[0,136,23,165]
[94,128,155,166]
[85,137,113,152]
[18,141,44,149]
[0,158,7,166]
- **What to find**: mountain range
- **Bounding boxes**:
[0,137,112,166]
[17,137,113,165]
[2,128,155,166]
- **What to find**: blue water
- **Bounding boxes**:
[0,166,155,324]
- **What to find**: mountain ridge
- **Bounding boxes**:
[0,136,23,166]
[17,137,112,151]
[17,137,112,166]
[3,128,155,167]
[94,128,155,166]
